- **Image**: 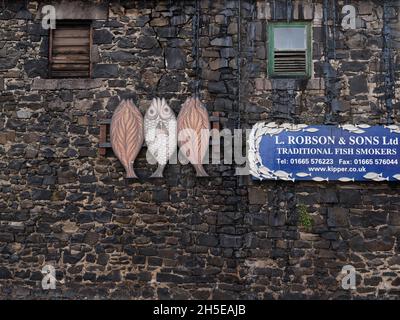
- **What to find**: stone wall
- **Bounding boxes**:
[0,0,400,299]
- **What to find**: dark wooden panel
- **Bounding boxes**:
[54,29,90,38]
[53,46,90,54]
[51,63,89,71]
[53,37,90,46]
[50,24,91,78]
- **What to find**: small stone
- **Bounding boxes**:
[93,64,118,78]
[201,69,220,81]
[208,81,227,94]
[198,234,218,246]
[210,37,233,47]
[327,208,349,227]
[157,27,176,38]
[0,267,12,279]
[220,235,242,248]
[31,189,52,200]
[109,51,135,62]
[84,232,99,245]
[16,108,32,119]
[209,58,228,70]
[137,36,158,49]
[171,15,188,26]
[0,233,14,242]
[156,273,183,283]
[93,29,114,44]
[150,17,169,27]
[117,38,134,48]
[248,188,267,204]
[24,59,48,78]
[165,48,185,69]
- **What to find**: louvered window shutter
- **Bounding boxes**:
[268,23,311,78]
[50,22,92,78]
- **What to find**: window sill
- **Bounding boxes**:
[32,78,104,90]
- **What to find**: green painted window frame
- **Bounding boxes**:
[267,21,312,78]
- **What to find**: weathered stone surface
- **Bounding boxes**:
[137,36,158,49]
[210,37,233,47]
[327,208,349,227]
[93,64,119,78]
[24,59,48,78]
[93,29,114,45]
[32,79,103,90]
[165,48,186,69]
[0,0,399,301]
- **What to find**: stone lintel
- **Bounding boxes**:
[32,79,103,90]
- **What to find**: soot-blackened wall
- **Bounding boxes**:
[0,0,400,299]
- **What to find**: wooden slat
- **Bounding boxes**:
[54,29,90,38]
[50,24,91,78]
[51,63,89,71]
[99,125,107,156]
[53,46,90,54]
[53,38,90,46]
[52,57,90,64]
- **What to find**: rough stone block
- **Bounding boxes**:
[327,208,349,227]
[248,188,267,204]
[93,64,119,78]
[210,37,232,47]
[32,79,103,90]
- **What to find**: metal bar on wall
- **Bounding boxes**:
[383,1,395,124]
[236,0,241,129]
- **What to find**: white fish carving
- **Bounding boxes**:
[341,124,358,130]
[267,128,284,136]
[296,172,312,177]
[338,177,355,182]
[352,129,365,134]
[312,177,329,182]
[265,122,278,128]
[144,98,177,178]
[384,125,400,130]
[280,176,295,182]
[259,167,272,175]
[363,172,382,180]
[303,128,319,133]
[281,123,292,129]
[274,170,292,178]
[357,124,370,129]
[393,174,400,181]
[372,176,389,182]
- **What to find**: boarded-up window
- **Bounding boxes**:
[268,22,311,78]
[49,22,92,78]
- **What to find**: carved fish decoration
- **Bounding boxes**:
[110,99,144,178]
[177,97,210,177]
[144,98,177,178]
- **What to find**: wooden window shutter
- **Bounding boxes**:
[49,22,92,78]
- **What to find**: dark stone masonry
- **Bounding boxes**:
[0,0,400,299]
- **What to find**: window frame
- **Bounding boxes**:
[48,20,93,79]
[267,21,312,79]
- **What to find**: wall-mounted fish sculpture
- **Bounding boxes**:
[110,99,144,178]
[144,98,177,178]
[177,97,210,177]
